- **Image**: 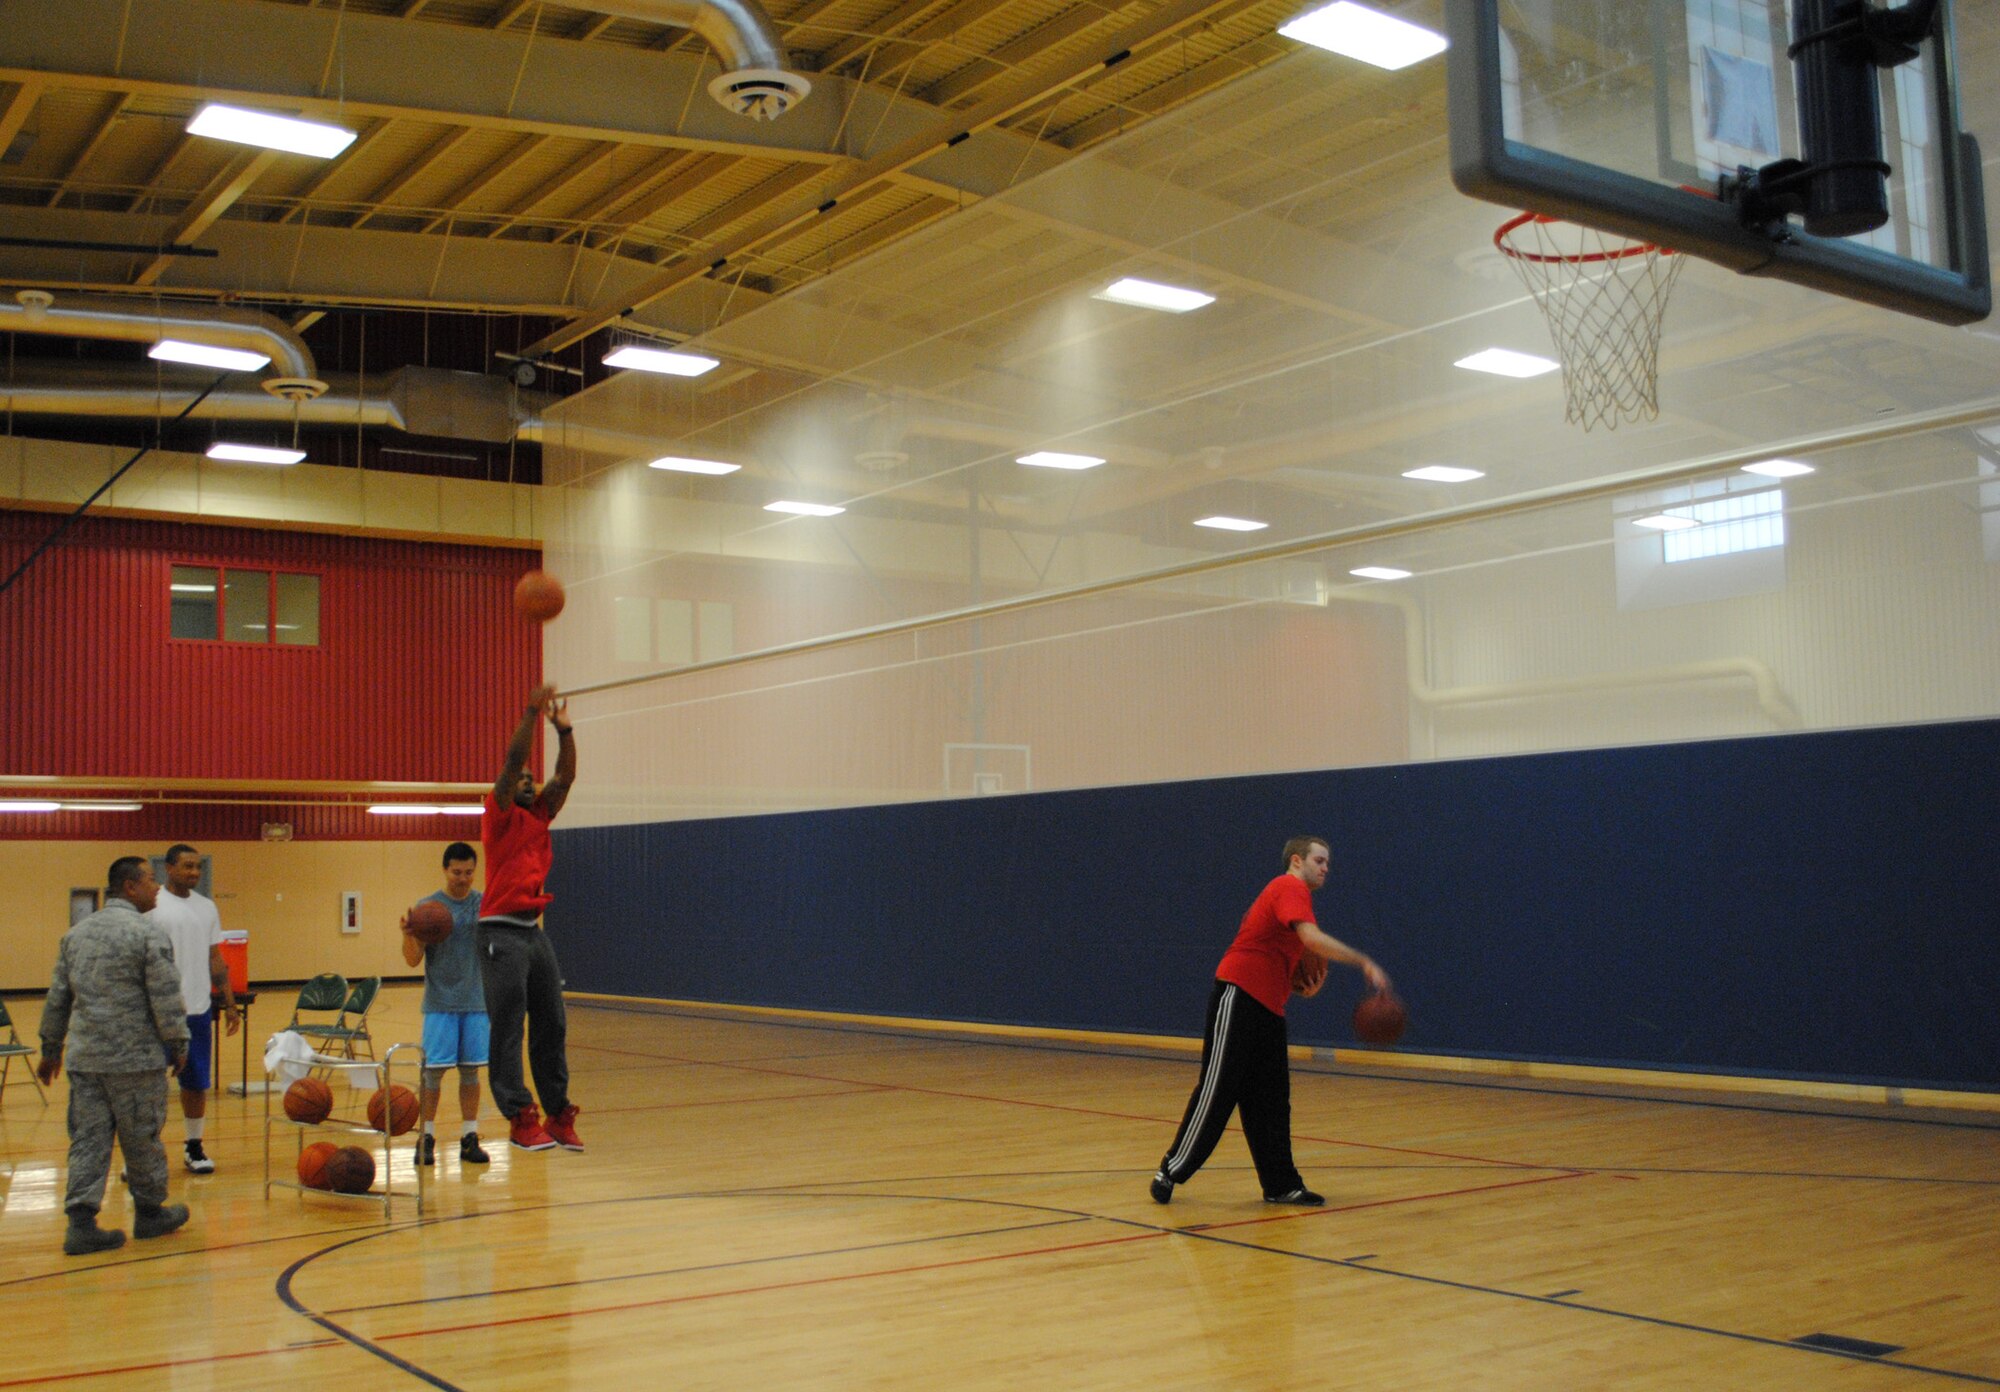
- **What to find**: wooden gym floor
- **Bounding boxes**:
[1,983,1996,1390]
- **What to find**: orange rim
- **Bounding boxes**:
[1494,211,1675,264]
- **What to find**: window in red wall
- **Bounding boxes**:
[170,564,320,645]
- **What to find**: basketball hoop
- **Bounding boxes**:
[1494,212,1685,431]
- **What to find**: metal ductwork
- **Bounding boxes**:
[0,290,327,400]
[573,0,810,120]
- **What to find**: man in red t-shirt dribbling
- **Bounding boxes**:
[1150,835,1391,1207]
[480,683,582,1154]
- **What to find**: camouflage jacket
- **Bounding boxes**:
[41,897,190,1073]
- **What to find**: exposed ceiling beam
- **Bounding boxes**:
[132,148,280,285]
[826,0,1024,88]
[124,132,192,214]
[277,118,402,224]
[516,0,1254,358]
[1055,37,1284,149]
[475,139,624,233]
[546,150,706,238]
[0,76,45,156]
[45,91,131,207]
[352,126,482,230]
[418,132,553,232]
[917,4,1114,108]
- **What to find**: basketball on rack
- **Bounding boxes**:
[1353,992,1408,1046]
[297,1141,339,1190]
[326,1146,376,1195]
[1290,951,1329,998]
[405,899,453,946]
[513,569,566,623]
[367,1084,420,1136]
[284,1076,335,1123]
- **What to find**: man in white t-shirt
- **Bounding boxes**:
[145,844,240,1174]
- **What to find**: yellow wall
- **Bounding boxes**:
[0,840,451,992]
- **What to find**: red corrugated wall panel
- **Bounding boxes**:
[0,510,540,815]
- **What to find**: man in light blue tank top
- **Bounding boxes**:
[399,842,492,1167]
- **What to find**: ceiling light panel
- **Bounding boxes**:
[1016,452,1105,470]
[1193,516,1270,531]
[648,456,741,475]
[207,443,306,465]
[1402,465,1486,483]
[1349,566,1412,580]
[1454,347,1560,378]
[1633,513,1700,531]
[604,346,721,377]
[1279,2,1448,70]
[765,500,846,516]
[149,340,270,372]
[1094,278,1216,312]
[187,104,357,158]
[1742,459,1815,478]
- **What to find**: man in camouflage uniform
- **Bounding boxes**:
[37,856,193,1256]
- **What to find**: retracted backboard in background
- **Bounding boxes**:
[1445,0,1989,324]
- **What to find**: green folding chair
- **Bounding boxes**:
[0,998,48,1105]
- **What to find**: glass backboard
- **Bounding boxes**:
[1445,0,1989,324]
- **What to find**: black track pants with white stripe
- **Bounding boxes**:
[1157,980,1303,1197]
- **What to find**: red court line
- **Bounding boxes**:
[1193,1170,1595,1232]
[0,1341,339,1388]
[583,1085,890,1118]
[371,1228,1168,1342]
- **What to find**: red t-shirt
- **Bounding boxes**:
[1215,873,1316,1016]
[481,789,555,924]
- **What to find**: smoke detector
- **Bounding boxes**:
[855,450,909,473]
[263,376,329,402]
[708,68,811,120]
[15,289,53,312]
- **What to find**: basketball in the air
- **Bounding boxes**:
[367,1084,420,1136]
[326,1145,376,1194]
[514,569,565,623]
[284,1075,335,1123]
[405,899,453,946]
[298,1141,339,1190]
[1290,951,1328,998]
[1353,992,1408,1045]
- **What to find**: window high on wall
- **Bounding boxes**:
[171,565,320,645]
[1615,478,1788,610]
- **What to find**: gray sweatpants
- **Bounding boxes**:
[65,1069,169,1215]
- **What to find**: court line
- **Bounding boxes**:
[1175,1227,2000,1387]
[1192,1170,1593,1231]
[325,1215,1094,1315]
[0,1340,341,1389]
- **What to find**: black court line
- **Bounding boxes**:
[324,1215,1091,1315]
[574,1000,2000,1132]
[1170,1227,2000,1386]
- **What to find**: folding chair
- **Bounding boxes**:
[297,976,380,1060]
[0,998,49,1105]
[286,973,351,1057]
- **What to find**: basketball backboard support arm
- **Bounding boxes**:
[1444,0,1989,326]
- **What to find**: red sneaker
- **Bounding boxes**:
[545,1105,584,1152]
[509,1108,556,1151]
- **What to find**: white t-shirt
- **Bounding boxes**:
[147,889,224,1015]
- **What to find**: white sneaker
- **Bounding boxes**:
[183,1141,215,1174]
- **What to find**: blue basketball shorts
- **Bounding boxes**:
[422,1011,491,1069]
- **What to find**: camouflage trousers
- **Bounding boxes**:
[65,1070,170,1216]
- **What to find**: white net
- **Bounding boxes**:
[1497,215,1686,431]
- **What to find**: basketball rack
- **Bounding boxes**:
[262,1039,426,1219]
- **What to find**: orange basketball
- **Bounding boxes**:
[1290,951,1329,998]
[1353,992,1408,1046]
[367,1084,420,1136]
[513,569,565,623]
[284,1076,334,1123]
[405,899,453,946]
[325,1145,376,1195]
[298,1140,339,1190]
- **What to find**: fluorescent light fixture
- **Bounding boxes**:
[437,805,485,816]
[170,583,216,593]
[1454,347,1560,378]
[603,345,721,377]
[1349,566,1412,580]
[207,443,306,465]
[149,339,270,373]
[1193,515,1270,531]
[1016,451,1105,470]
[0,801,61,813]
[1633,513,1700,531]
[648,455,741,475]
[1279,1,1447,69]
[1743,458,1815,478]
[1402,465,1485,483]
[62,802,143,812]
[1094,277,1216,313]
[764,500,846,516]
[187,103,358,158]
[368,804,441,815]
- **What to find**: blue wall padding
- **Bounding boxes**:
[549,718,2000,1091]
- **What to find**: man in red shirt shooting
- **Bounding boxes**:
[481,683,582,1153]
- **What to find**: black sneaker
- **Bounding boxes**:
[418,1134,436,1167]
[183,1141,214,1175]
[1149,1172,1175,1204]
[1263,1187,1325,1207]
[460,1133,491,1165]
[134,1203,190,1240]
[63,1215,126,1256]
